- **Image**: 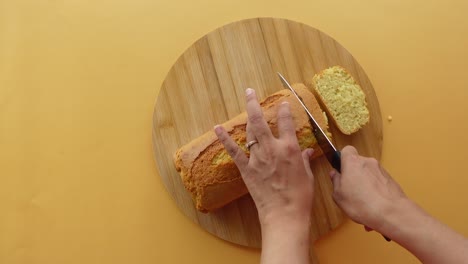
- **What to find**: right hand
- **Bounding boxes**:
[332,146,468,264]
[330,146,407,232]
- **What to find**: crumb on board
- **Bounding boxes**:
[387,115,393,122]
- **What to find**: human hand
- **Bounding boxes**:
[330,146,407,232]
[214,88,315,228]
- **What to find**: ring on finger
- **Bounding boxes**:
[245,140,259,151]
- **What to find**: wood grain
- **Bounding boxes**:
[152,18,382,255]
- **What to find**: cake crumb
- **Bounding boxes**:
[387,115,393,121]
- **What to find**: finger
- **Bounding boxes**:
[364,226,374,232]
[214,125,248,170]
[341,145,359,157]
[246,121,255,142]
[245,122,261,155]
[245,88,273,144]
[301,148,315,180]
[340,146,359,174]
[329,169,341,192]
[277,101,297,141]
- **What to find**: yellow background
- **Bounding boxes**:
[1,0,468,263]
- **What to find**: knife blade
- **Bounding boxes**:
[276,72,391,242]
[276,72,341,172]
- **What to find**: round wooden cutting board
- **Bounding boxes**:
[152,18,382,249]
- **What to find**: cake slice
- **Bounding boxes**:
[312,66,370,135]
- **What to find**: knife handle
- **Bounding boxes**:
[332,150,391,242]
[331,150,341,173]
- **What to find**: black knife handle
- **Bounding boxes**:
[331,150,341,173]
[331,150,391,242]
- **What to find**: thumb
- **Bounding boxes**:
[301,148,315,180]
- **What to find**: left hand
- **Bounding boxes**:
[214,88,315,228]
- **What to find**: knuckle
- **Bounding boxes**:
[217,131,229,144]
[226,144,239,157]
[282,125,296,135]
[233,149,245,162]
[366,157,379,167]
[277,110,291,120]
[346,153,359,163]
[342,145,353,153]
[342,145,358,156]
[287,127,296,134]
[285,141,300,154]
[218,133,227,143]
[225,141,239,159]
[248,113,264,125]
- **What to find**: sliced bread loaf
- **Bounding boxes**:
[174,84,330,212]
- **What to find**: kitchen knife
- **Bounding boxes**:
[277,72,341,172]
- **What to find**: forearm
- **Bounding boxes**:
[260,218,311,264]
[380,198,468,264]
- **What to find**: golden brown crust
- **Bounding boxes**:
[174,83,330,212]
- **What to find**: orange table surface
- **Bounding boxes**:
[1,1,468,263]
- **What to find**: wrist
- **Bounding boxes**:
[261,216,311,255]
[260,205,311,225]
[260,211,311,236]
[259,211,312,264]
[378,197,422,237]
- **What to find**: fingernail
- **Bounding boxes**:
[281,101,289,105]
[329,170,336,178]
[307,148,314,157]
[245,88,254,96]
[214,125,222,135]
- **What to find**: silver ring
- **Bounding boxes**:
[245,140,259,150]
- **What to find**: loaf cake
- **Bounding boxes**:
[311,66,370,135]
[173,84,331,212]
